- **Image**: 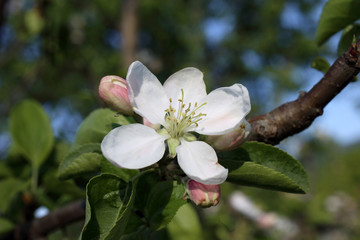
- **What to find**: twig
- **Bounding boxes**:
[247,40,360,145]
[1,200,85,240]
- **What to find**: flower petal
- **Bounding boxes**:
[101,124,168,169]
[127,61,169,125]
[163,67,207,112]
[194,83,251,135]
[176,140,228,184]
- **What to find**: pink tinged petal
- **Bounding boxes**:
[163,67,207,112]
[126,61,169,125]
[187,180,221,207]
[101,124,168,169]
[195,83,251,135]
[98,75,133,115]
[176,140,228,185]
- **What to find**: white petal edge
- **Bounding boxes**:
[101,124,168,169]
[194,83,251,135]
[163,67,207,113]
[176,140,228,184]
[126,61,169,125]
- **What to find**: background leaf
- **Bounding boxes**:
[167,204,204,240]
[0,178,28,213]
[311,57,330,74]
[316,0,360,45]
[337,23,360,55]
[0,162,13,179]
[219,142,309,193]
[58,143,103,180]
[81,174,135,240]
[0,218,14,236]
[9,99,54,167]
[73,109,132,149]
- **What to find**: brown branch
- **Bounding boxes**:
[247,40,360,145]
[1,200,85,240]
[121,0,138,69]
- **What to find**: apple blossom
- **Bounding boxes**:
[98,75,133,115]
[101,61,251,185]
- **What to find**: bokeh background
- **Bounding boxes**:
[1,0,360,239]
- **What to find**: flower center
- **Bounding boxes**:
[164,89,206,138]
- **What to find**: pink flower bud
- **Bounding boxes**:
[99,75,133,115]
[205,120,250,151]
[186,180,220,207]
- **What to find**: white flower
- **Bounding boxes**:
[101,61,251,184]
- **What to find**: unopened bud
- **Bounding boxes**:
[99,75,133,115]
[186,180,220,207]
[205,120,250,151]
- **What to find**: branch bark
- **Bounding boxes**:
[121,0,138,69]
[247,40,360,145]
[1,200,85,240]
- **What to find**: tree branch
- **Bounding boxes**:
[247,40,360,145]
[121,0,138,69]
[1,200,85,240]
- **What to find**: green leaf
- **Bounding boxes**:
[0,218,14,236]
[9,99,54,167]
[316,0,360,45]
[73,109,132,149]
[219,142,309,194]
[0,178,28,213]
[311,57,330,74]
[101,158,139,182]
[58,143,103,180]
[43,169,84,198]
[337,23,360,55]
[81,174,135,240]
[0,162,13,179]
[167,204,203,240]
[146,180,186,230]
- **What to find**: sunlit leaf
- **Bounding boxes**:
[316,0,360,45]
[58,143,103,180]
[219,142,309,193]
[9,99,54,168]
